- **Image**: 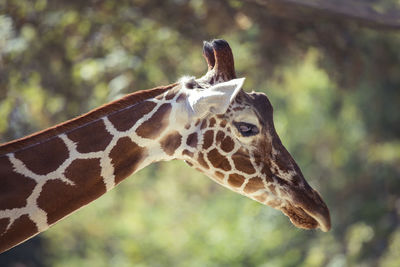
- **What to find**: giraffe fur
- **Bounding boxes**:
[0,39,331,253]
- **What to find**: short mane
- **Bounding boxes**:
[0,83,177,155]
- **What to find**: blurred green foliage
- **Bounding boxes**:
[1,0,400,266]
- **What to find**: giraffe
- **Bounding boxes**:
[0,39,331,253]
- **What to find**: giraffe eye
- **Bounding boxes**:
[233,122,259,137]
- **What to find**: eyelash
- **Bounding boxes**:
[233,122,259,137]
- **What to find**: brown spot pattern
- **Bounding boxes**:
[200,120,207,129]
[261,165,274,183]
[0,85,174,156]
[186,132,198,147]
[14,137,69,175]
[67,120,113,153]
[254,194,267,203]
[244,177,265,193]
[182,149,194,158]
[215,171,224,181]
[185,160,193,167]
[291,174,301,186]
[276,177,289,186]
[37,158,106,224]
[268,200,281,208]
[209,118,216,127]
[275,154,292,174]
[0,156,36,210]
[216,131,225,142]
[202,130,213,149]
[207,149,231,171]
[110,137,147,184]
[136,103,171,139]
[165,90,176,100]
[268,184,277,194]
[220,120,227,128]
[160,131,182,156]
[108,101,157,132]
[232,153,256,174]
[220,136,235,152]
[176,93,187,102]
[197,152,209,169]
[228,174,245,188]
[233,107,244,111]
[0,215,37,253]
[0,218,10,236]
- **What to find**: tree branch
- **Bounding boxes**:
[248,0,400,30]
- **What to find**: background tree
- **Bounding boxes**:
[1,0,399,266]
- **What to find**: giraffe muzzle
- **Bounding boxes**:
[282,187,331,232]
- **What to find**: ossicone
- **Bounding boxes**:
[202,39,236,81]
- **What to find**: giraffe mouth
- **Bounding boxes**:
[281,202,331,232]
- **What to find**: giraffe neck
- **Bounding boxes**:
[0,83,187,252]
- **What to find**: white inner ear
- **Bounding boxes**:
[188,77,245,117]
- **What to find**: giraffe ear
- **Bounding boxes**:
[188,78,245,117]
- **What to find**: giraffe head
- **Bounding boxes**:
[177,40,331,232]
